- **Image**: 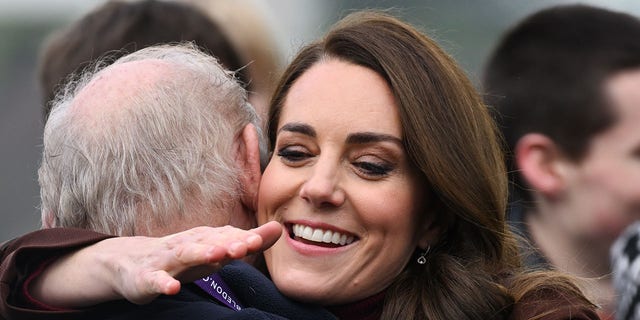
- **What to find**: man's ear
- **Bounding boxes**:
[42,211,55,228]
[515,133,571,199]
[236,123,262,211]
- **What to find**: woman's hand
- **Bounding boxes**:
[29,222,282,307]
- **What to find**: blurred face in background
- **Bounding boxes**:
[560,68,640,255]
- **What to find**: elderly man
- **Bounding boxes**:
[0,44,332,320]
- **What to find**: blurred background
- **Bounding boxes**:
[2,0,639,242]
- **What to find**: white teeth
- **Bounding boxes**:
[331,232,341,244]
[322,231,333,243]
[291,224,355,246]
[311,229,324,242]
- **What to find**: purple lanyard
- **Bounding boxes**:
[194,273,244,311]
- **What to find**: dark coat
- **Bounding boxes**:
[0,228,600,320]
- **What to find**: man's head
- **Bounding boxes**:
[483,5,640,249]
[39,44,265,236]
[484,4,640,201]
[38,0,249,121]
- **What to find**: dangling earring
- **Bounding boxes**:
[417,246,430,265]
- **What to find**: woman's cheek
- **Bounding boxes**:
[257,163,282,224]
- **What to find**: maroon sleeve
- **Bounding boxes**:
[0,228,114,320]
[20,257,68,312]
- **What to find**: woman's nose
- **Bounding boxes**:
[298,161,345,208]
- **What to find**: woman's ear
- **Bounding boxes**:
[417,211,441,250]
[236,123,262,211]
[515,133,571,199]
[418,224,440,250]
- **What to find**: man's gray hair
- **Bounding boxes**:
[39,43,266,235]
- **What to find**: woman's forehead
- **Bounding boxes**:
[278,60,402,136]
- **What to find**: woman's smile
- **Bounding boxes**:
[289,222,357,247]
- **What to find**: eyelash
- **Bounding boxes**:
[354,161,393,177]
[277,146,394,178]
[277,147,310,163]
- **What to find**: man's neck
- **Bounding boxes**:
[526,209,614,314]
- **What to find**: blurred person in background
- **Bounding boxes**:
[483,4,640,318]
[184,0,283,117]
[37,0,281,122]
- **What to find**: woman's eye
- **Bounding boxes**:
[353,161,393,177]
[277,147,311,162]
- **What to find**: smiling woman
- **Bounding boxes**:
[256,11,599,319]
[260,59,429,307]
[1,10,599,320]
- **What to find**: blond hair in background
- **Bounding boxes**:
[184,0,284,117]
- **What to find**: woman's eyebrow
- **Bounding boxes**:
[278,122,316,137]
[347,132,402,146]
[278,124,402,146]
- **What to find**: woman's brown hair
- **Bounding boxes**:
[267,10,596,320]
